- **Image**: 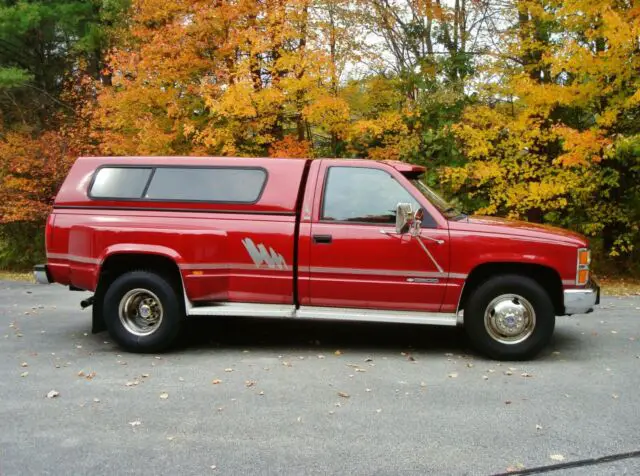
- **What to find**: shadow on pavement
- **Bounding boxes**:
[170,316,590,361]
[179,316,472,356]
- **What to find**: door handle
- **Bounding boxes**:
[313,234,333,244]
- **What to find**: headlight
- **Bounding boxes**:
[576,248,591,285]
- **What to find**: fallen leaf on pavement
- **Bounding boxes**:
[125,381,140,387]
[129,420,141,427]
[93,398,100,403]
[536,424,542,430]
[259,391,264,396]
[505,400,512,405]
[338,391,350,398]
[612,394,619,399]
[282,361,292,367]
[364,357,373,362]
[245,380,256,388]
[20,362,28,368]
[160,392,169,400]
[550,454,565,461]
[334,350,342,356]
[521,372,532,378]
[141,373,150,378]
[506,463,525,472]
[212,379,222,385]
[448,373,458,378]
[504,370,513,376]
[482,376,489,380]
[317,355,325,359]
[224,368,233,372]
[20,371,28,377]
[46,390,59,399]
[376,409,382,413]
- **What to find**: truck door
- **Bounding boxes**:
[303,162,450,312]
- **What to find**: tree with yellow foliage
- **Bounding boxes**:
[442,0,640,268]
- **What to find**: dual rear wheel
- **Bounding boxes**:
[102,271,183,353]
[99,271,555,359]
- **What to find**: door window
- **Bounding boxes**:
[321,167,422,224]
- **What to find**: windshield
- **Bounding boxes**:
[410,178,465,220]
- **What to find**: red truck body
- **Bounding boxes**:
[35,156,600,359]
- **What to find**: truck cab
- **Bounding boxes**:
[34,156,600,360]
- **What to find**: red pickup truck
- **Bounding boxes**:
[34,156,599,360]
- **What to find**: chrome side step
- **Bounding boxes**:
[297,307,457,326]
[186,302,457,326]
[188,302,296,318]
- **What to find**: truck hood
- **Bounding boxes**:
[450,215,589,247]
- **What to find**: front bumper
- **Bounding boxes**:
[33,264,52,284]
[563,277,600,315]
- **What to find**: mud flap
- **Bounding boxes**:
[91,286,107,334]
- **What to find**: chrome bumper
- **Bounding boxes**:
[563,278,600,315]
[33,264,51,285]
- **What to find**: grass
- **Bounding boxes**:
[0,270,33,282]
[598,276,640,296]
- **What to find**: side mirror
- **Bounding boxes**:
[395,203,414,234]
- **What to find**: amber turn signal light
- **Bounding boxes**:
[577,268,590,285]
[578,249,591,266]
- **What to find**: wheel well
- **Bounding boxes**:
[98,253,183,292]
[458,263,564,315]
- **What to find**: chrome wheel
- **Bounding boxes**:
[118,288,164,337]
[484,294,536,345]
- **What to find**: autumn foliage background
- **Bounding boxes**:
[0,0,639,275]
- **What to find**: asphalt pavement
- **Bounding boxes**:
[1,280,639,475]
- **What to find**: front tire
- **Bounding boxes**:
[103,270,184,353]
[464,274,555,360]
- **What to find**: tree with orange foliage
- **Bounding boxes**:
[93,0,355,158]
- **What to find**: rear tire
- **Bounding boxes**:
[103,270,184,353]
[464,274,555,360]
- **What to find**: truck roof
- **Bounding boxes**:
[53,156,426,214]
